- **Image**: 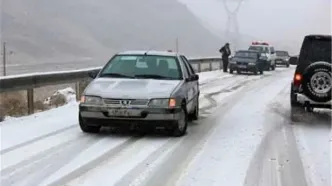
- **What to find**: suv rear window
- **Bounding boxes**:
[298,36,331,65]
[248,46,269,53]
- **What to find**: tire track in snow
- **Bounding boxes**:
[0,124,76,155]
[113,138,180,186]
[1,134,99,186]
[244,86,308,186]
[44,136,143,186]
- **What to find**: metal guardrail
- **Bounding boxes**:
[0,57,222,115]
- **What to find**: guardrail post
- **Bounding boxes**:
[27,88,34,114]
[75,81,80,101]
[209,62,212,71]
[198,63,201,72]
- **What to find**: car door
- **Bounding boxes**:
[180,55,198,112]
[270,46,276,65]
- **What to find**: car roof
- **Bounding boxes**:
[304,34,331,40]
[237,50,259,53]
[116,50,182,57]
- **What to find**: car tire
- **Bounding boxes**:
[170,106,188,137]
[188,97,199,121]
[253,68,258,75]
[302,61,332,102]
[237,69,241,74]
[271,64,276,70]
[286,63,290,68]
[260,69,264,75]
[79,114,101,133]
[230,69,233,74]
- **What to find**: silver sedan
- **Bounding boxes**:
[79,50,200,137]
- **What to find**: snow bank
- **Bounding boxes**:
[43,87,77,105]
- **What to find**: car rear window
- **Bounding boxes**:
[99,55,182,80]
[276,51,289,57]
[299,36,331,65]
[235,51,259,58]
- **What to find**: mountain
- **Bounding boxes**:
[2,0,224,64]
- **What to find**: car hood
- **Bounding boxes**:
[233,57,257,63]
[84,78,181,99]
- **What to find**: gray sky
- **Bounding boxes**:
[179,0,331,53]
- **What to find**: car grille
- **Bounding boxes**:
[103,98,149,106]
[236,62,247,65]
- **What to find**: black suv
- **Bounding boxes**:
[290,34,331,113]
[275,50,290,67]
[229,50,264,75]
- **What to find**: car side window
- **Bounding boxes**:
[179,57,191,78]
[181,56,196,75]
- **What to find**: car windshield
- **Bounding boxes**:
[235,51,258,58]
[248,46,269,53]
[276,51,289,57]
[99,55,182,80]
[299,37,331,63]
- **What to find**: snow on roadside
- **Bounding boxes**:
[43,87,77,105]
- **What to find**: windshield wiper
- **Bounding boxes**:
[135,74,175,80]
[99,73,134,78]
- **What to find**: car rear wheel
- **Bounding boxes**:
[170,107,188,137]
[237,69,241,74]
[79,115,101,133]
[230,69,233,74]
[302,61,331,102]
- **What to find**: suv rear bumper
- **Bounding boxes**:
[295,93,332,109]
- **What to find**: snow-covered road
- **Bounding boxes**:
[1,67,330,186]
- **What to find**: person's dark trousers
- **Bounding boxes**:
[222,57,229,72]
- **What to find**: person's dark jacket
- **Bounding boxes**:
[219,46,231,59]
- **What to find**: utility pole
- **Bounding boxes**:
[1,42,14,76]
[175,37,179,53]
[2,42,6,76]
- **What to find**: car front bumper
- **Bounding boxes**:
[230,63,258,71]
[79,104,182,126]
[275,59,288,65]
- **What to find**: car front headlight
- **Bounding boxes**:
[149,98,176,108]
[80,96,103,105]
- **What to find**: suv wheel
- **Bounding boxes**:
[79,115,101,133]
[302,61,331,102]
[188,97,199,121]
[271,63,276,70]
[170,106,188,137]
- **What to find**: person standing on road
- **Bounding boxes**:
[219,43,231,72]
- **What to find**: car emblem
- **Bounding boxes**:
[121,100,131,105]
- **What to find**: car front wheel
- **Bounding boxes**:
[170,107,188,137]
[79,114,101,133]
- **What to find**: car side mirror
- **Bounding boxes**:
[185,74,199,82]
[289,56,298,65]
[192,74,199,81]
[88,70,99,79]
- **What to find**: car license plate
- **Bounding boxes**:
[238,65,246,68]
[108,109,132,116]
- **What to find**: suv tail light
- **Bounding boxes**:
[294,73,302,86]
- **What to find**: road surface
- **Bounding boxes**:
[0,67,330,186]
